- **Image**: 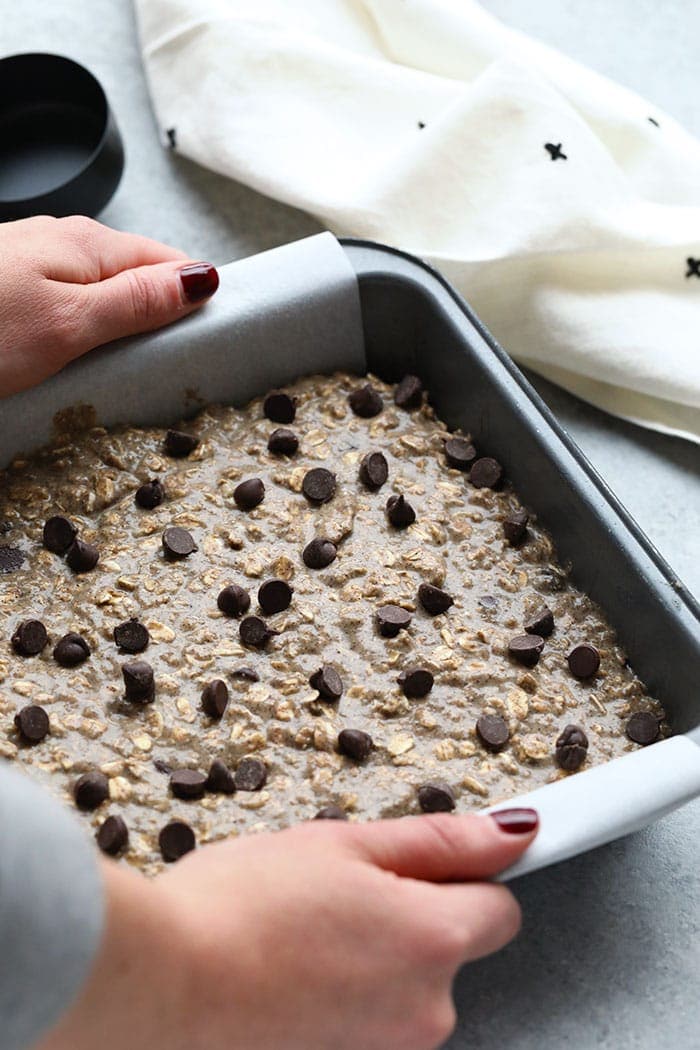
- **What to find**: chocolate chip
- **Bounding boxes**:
[0,546,24,573]
[508,634,545,667]
[348,383,383,417]
[96,815,129,856]
[217,584,251,618]
[74,771,109,810]
[135,479,165,510]
[524,607,554,638]
[444,436,477,471]
[14,704,50,743]
[567,643,600,679]
[267,428,299,456]
[122,660,155,703]
[417,783,455,813]
[555,724,589,771]
[386,494,416,528]
[231,666,260,682]
[338,728,373,761]
[626,711,660,746]
[159,820,196,862]
[394,375,423,410]
[376,605,412,638]
[263,390,297,423]
[303,537,337,569]
[201,679,229,719]
[239,615,278,649]
[234,756,267,791]
[258,578,293,615]
[42,515,78,554]
[66,538,99,573]
[164,429,199,457]
[314,804,348,820]
[153,759,173,775]
[113,618,150,654]
[302,468,336,504]
[359,452,388,490]
[470,457,503,489]
[503,510,528,545]
[170,769,207,800]
[11,619,48,657]
[478,595,498,611]
[53,632,90,667]
[397,667,434,699]
[417,583,454,616]
[162,526,197,559]
[234,478,265,511]
[309,665,343,701]
[206,758,236,794]
[476,714,510,752]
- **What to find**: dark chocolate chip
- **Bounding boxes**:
[470,457,503,489]
[162,526,196,559]
[201,679,229,719]
[508,634,545,667]
[66,538,100,573]
[309,665,343,701]
[53,632,90,667]
[42,515,78,554]
[267,428,299,456]
[503,510,528,545]
[234,756,267,791]
[14,704,50,743]
[153,758,173,775]
[359,451,388,490]
[444,436,477,471]
[476,714,510,752]
[170,769,207,800]
[376,605,412,638]
[348,383,383,418]
[302,468,336,504]
[206,758,236,794]
[122,660,155,703]
[234,478,265,511]
[11,619,48,657]
[135,479,165,510]
[164,429,199,457]
[303,537,337,569]
[96,815,129,856]
[263,390,297,424]
[397,667,434,699]
[626,711,660,746]
[394,374,423,410]
[0,546,25,573]
[113,618,150,654]
[314,804,348,820]
[258,578,293,615]
[417,583,454,616]
[555,724,589,771]
[524,606,554,638]
[478,595,498,611]
[231,666,260,682]
[417,783,455,813]
[74,771,109,810]
[217,584,251,618]
[386,494,416,529]
[159,820,196,862]
[239,615,278,649]
[567,643,600,679]
[338,728,373,762]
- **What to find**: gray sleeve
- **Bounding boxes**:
[0,762,105,1050]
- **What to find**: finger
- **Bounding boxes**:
[37,216,189,282]
[348,810,538,883]
[423,881,523,966]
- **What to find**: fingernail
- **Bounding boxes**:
[490,808,539,835]
[180,262,220,303]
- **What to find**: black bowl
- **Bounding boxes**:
[0,53,124,221]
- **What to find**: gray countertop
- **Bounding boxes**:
[5,3,699,1048]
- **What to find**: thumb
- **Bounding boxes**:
[347,809,538,883]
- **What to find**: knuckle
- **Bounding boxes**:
[417,1001,457,1049]
[59,214,99,241]
[124,268,164,321]
[49,291,85,353]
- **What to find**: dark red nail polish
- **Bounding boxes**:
[180,262,219,303]
[490,808,539,835]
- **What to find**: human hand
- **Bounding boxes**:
[36,809,537,1050]
[0,215,219,397]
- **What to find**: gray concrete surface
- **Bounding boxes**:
[4,2,699,1048]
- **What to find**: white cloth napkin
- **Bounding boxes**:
[135,0,700,443]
